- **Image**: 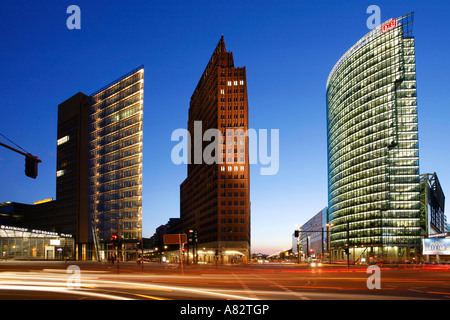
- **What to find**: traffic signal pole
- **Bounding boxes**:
[0,141,41,178]
[179,234,184,275]
[117,224,120,274]
[294,229,333,264]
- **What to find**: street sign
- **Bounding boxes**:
[164,234,187,245]
[163,234,188,275]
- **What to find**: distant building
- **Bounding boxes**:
[298,208,328,260]
[292,231,299,255]
[0,201,28,226]
[149,218,181,248]
[24,200,57,234]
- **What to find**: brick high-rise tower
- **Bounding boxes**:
[180,36,250,263]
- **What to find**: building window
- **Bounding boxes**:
[57,135,70,146]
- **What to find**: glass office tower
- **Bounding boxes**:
[89,66,144,249]
[326,13,421,261]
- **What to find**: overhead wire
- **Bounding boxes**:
[0,132,30,154]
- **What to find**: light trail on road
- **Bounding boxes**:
[0,271,259,300]
[0,263,448,300]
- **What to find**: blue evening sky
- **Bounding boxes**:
[0,1,449,254]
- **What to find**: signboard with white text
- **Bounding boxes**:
[381,19,397,33]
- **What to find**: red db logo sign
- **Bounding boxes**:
[381,19,397,33]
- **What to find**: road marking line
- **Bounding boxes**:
[232,273,258,299]
[408,289,424,293]
[251,274,309,300]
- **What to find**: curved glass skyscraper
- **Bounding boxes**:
[326,13,422,261]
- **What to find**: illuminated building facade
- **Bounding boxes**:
[0,224,74,260]
[54,66,144,260]
[326,13,421,261]
[1,67,144,261]
[180,36,251,263]
[297,208,328,260]
[88,66,144,253]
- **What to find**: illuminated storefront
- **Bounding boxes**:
[0,225,74,260]
[326,13,421,261]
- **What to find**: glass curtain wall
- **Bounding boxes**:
[326,14,421,261]
[1,226,75,260]
[88,67,144,246]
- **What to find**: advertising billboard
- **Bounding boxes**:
[422,238,450,255]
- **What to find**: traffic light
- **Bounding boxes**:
[294,230,300,237]
[187,229,198,243]
[25,155,39,179]
[110,234,119,246]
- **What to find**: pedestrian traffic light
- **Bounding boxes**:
[25,155,39,179]
[110,234,119,245]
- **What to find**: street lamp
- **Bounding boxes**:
[326,223,334,264]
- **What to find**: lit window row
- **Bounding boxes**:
[226,80,244,86]
[220,165,245,172]
[57,135,70,146]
